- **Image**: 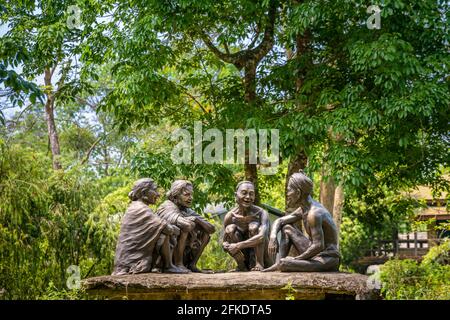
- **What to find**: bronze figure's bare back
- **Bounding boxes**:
[264,172,340,272]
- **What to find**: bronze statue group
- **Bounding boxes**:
[112,172,340,275]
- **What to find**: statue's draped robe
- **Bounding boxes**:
[156,200,207,265]
[113,201,168,275]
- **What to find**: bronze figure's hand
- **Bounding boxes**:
[170,225,181,236]
[187,215,197,222]
[227,243,241,256]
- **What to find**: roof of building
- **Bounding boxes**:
[405,185,448,202]
[417,206,450,221]
[403,176,449,221]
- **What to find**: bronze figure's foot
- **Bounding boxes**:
[251,264,264,271]
[262,263,280,272]
[175,264,191,273]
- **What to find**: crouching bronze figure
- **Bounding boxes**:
[222,181,270,271]
[156,180,216,273]
[112,178,187,275]
[264,172,340,272]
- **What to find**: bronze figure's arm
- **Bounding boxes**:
[192,214,216,234]
[268,208,303,258]
[294,212,324,260]
[269,208,302,239]
[222,211,233,246]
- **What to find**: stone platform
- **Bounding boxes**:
[82,272,380,300]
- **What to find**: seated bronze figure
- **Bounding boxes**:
[264,172,340,272]
[112,178,186,275]
[156,180,216,273]
[222,181,270,271]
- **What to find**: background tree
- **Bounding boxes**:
[0,0,448,299]
[1,0,105,169]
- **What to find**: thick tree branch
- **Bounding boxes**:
[50,64,57,79]
[248,29,261,49]
[223,41,230,55]
[200,0,278,69]
[247,0,277,63]
[200,32,238,65]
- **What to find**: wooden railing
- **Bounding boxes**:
[366,236,443,257]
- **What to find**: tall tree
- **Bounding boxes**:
[89,0,449,208]
[1,0,102,169]
[87,0,288,203]
[268,0,449,192]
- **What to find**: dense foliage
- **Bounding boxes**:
[380,240,450,300]
[0,0,448,299]
[0,141,123,299]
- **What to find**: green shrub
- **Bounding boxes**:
[422,239,450,266]
[0,143,131,299]
[380,240,450,300]
[197,217,236,271]
[339,217,373,267]
[39,282,88,300]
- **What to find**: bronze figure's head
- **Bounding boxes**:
[128,178,160,205]
[287,171,313,209]
[235,181,255,208]
[167,179,194,208]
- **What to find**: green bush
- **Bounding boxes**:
[85,184,132,276]
[339,217,373,268]
[422,239,450,266]
[0,143,131,299]
[380,240,450,300]
[339,186,420,269]
[197,217,236,271]
[39,282,88,300]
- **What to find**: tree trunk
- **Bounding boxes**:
[243,63,260,204]
[320,167,335,214]
[200,2,277,206]
[283,32,311,209]
[332,183,344,246]
[294,31,310,90]
[103,144,109,176]
[244,62,257,103]
[198,0,279,204]
[44,68,62,170]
